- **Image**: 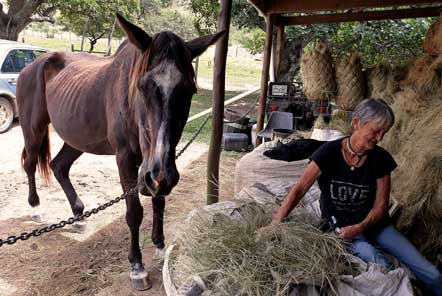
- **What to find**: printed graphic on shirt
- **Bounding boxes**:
[329,180,371,213]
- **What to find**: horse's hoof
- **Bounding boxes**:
[31,206,44,223]
[72,221,87,233]
[154,247,165,259]
[130,263,152,291]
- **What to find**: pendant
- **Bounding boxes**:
[351,166,355,171]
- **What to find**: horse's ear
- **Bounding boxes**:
[116,13,151,52]
[187,30,226,60]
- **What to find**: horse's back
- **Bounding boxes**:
[18,51,117,154]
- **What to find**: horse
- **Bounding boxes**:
[16,13,224,290]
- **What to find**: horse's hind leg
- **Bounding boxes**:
[21,121,51,222]
[50,143,84,216]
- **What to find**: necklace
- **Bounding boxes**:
[345,137,365,170]
[346,137,365,157]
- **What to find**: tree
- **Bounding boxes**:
[0,0,57,41]
[142,8,197,40]
[58,0,138,52]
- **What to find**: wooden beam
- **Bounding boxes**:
[249,0,442,14]
[273,24,285,81]
[279,6,442,26]
[256,14,275,146]
[207,0,232,205]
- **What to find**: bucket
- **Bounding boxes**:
[222,133,249,152]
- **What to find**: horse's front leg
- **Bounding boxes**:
[116,151,151,291]
[152,195,165,256]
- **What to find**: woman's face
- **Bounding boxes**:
[352,117,390,151]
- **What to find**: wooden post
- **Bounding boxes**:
[256,14,275,146]
[207,0,232,205]
[274,24,285,81]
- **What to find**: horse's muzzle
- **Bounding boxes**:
[144,169,179,197]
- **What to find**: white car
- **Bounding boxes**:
[0,40,47,133]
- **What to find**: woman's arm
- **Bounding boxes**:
[338,174,391,240]
[273,161,321,223]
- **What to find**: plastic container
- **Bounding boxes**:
[222,133,249,152]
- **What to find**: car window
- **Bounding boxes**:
[33,50,46,58]
[1,49,35,73]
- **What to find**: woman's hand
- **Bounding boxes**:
[337,224,363,241]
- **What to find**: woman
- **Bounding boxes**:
[273,98,442,295]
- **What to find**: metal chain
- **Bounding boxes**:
[0,116,210,248]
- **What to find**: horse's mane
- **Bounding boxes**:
[128,32,196,104]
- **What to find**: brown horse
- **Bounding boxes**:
[16,13,223,290]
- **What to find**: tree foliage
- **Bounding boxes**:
[58,0,139,52]
[0,0,58,40]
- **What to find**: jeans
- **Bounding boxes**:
[350,224,442,296]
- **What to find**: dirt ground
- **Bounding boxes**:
[0,121,241,296]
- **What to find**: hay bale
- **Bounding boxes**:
[335,53,365,110]
[300,42,336,101]
[382,91,442,261]
[169,200,357,295]
[329,110,352,136]
[404,54,442,95]
[423,17,442,56]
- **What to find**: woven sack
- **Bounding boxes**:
[335,53,365,110]
[300,42,336,101]
[423,17,442,56]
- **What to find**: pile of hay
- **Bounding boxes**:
[169,201,357,295]
[334,53,365,110]
[381,53,442,260]
[300,42,336,101]
[423,17,442,56]
[329,110,352,136]
[366,63,408,104]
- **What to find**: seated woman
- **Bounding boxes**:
[273,98,442,296]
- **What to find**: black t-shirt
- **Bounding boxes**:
[310,138,397,228]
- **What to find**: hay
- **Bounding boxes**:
[300,42,336,101]
[382,88,442,261]
[423,17,442,56]
[170,201,356,295]
[335,53,365,110]
[405,54,442,96]
[329,110,352,136]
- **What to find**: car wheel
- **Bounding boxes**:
[0,97,14,133]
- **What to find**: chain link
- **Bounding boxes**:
[0,116,210,248]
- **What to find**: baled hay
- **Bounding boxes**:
[382,96,442,260]
[367,63,390,99]
[313,115,328,130]
[405,54,442,95]
[423,17,442,56]
[170,201,356,295]
[329,110,352,136]
[300,42,336,101]
[335,53,365,110]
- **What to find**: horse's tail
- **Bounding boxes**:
[20,122,51,185]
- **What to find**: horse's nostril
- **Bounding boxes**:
[144,172,159,196]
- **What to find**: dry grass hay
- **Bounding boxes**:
[367,63,409,104]
[423,17,442,56]
[329,110,352,136]
[382,92,442,261]
[335,53,365,110]
[300,42,336,101]
[405,54,442,95]
[170,201,357,295]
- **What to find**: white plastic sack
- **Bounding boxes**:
[336,264,413,296]
[310,128,343,141]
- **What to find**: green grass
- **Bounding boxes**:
[181,88,258,143]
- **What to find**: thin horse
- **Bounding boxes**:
[16,13,223,290]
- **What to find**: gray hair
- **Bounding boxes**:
[351,98,395,128]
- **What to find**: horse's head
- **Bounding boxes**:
[116,14,224,197]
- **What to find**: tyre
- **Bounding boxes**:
[0,97,14,133]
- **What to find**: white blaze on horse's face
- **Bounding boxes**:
[151,61,183,165]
